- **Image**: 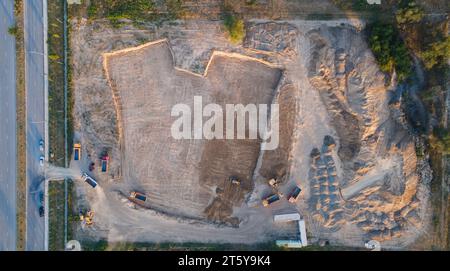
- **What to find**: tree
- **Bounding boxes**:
[368,22,412,82]
[8,24,18,36]
[223,13,245,44]
[420,36,450,70]
[396,2,424,25]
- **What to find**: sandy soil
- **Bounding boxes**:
[69,18,432,248]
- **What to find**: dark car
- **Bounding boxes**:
[39,206,44,217]
[39,191,44,204]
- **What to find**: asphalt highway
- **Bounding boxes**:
[0,0,17,251]
[24,0,46,251]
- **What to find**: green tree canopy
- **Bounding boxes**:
[396,2,424,25]
[420,36,450,70]
[368,23,412,82]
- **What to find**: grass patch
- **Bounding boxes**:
[86,0,185,25]
[48,181,66,251]
[48,0,66,167]
[14,0,26,251]
[46,0,70,249]
[80,240,365,251]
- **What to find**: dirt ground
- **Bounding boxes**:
[69,17,432,248]
[103,40,282,223]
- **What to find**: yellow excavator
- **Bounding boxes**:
[79,210,94,225]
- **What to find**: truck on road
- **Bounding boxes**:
[262,193,282,207]
[73,143,81,161]
[81,172,98,188]
[130,191,147,204]
[100,152,109,172]
[288,186,302,203]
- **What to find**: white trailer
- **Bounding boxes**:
[273,213,308,248]
[273,213,301,222]
[298,220,308,247]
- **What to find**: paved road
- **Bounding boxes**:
[24,0,46,251]
[0,0,17,251]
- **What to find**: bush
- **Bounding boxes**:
[8,24,18,36]
[49,54,60,61]
[105,0,155,22]
[166,0,185,20]
[87,3,98,19]
[223,13,245,44]
[430,128,450,154]
[368,22,412,82]
[396,1,424,25]
[420,36,450,70]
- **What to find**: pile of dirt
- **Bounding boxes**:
[304,25,432,243]
[258,82,297,182]
[244,22,298,56]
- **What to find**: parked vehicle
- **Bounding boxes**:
[39,206,44,217]
[288,186,302,203]
[39,191,44,204]
[73,143,81,161]
[100,153,109,172]
[262,193,282,207]
[39,156,44,167]
[81,172,98,188]
[130,191,147,203]
[39,140,44,152]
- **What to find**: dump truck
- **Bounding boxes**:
[262,193,282,207]
[73,143,81,161]
[130,191,147,203]
[288,186,302,203]
[81,172,98,188]
[100,153,109,172]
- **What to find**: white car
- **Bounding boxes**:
[39,140,44,152]
[39,156,44,167]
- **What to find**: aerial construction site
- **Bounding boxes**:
[58,0,449,251]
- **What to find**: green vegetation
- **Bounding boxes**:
[86,0,186,25]
[47,0,70,250]
[81,240,109,251]
[87,2,97,19]
[223,11,245,44]
[331,0,379,12]
[165,0,185,20]
[14,0,26,251]
[8,24,18,36]
[48,180,76,250]
[368,22,412,82]
[80,240,366,251]
[395,1,424,25]
[48,0,66,167]
[82,241,281,251]
[66,180,77,241]
[431,128,450,154]
[105,0,155,22]
[420,36,450,70]
[48,181,66,251]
